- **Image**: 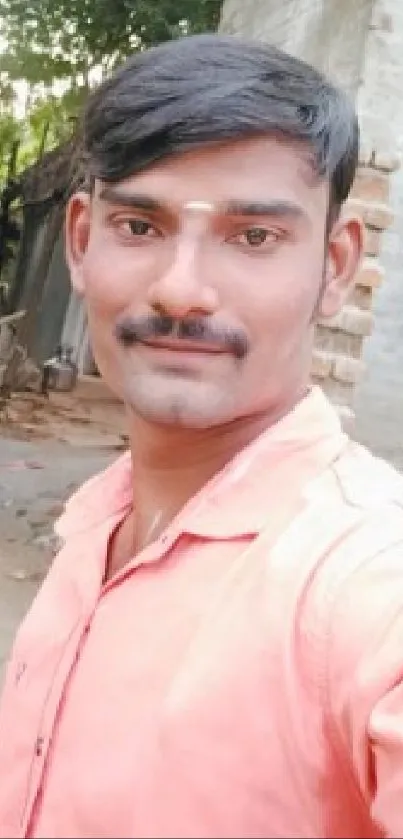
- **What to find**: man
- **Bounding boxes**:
[0,32,402,839]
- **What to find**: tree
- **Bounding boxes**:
[0,0,222,169]
[0,116,19,178]
[0,0,222,86]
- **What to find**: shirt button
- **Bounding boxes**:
[35,736,44,757]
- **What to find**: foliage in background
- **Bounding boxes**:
[0,0,222,182]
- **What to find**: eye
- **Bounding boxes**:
[228,226,281,249]
[117,218,161,238]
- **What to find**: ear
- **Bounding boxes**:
[319,211,364,319]
[65,191,92,296]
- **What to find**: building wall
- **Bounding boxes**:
[220,0,403,466]
[354,168,403,469]
[35,231,71,363]
[220,0,374,95]
[352,0,403,467]
[357,0,403,156]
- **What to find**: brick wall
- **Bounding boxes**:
[311,153,397,426]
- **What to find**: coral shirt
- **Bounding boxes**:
[1,388,403,838]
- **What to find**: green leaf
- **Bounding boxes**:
[0,0,222,184]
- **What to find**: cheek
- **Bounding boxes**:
[82,234,152,315]
[227,251,321,335]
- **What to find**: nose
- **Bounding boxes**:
[147,237,219,319]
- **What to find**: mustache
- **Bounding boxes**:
[114,315,249,360]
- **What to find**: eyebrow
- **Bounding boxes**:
[99,188,161,211]
[98,187,306,221]
[225,200,306,220]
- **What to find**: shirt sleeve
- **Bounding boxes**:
[326,541,403,837]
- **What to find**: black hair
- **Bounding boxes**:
[82,33,359,219]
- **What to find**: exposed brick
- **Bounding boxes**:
[332,354,365,385]
[317,305,374,337]
[311,349,333,379]
[342,305,374,336]
[351,167,390,204]
[355,257,385,289]
[350,285,373,311]
[314,324,363,359]
[364,226,383,256]
[347,198,394,230]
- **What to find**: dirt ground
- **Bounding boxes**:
[0,377,125,676]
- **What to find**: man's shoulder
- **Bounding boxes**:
[289,443,403,681]
[330,439,403,514]
[291,439,403,558]
[298,441,403,619]
[321,448,403,717]
[278,440,403,609]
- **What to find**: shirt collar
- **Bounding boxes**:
[56,387,347,542]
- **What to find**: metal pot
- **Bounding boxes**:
[41,345,78,394]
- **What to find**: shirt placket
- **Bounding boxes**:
[18,613,91,838]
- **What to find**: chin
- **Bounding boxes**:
[126,399,227,430]
[123,378,237,430]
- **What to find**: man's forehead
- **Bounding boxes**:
[93,136,327,214]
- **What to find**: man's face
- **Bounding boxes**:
[66,137,362,428]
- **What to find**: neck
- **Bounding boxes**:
[126,389,307,552]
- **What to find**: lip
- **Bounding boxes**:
[140,338,227,355]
